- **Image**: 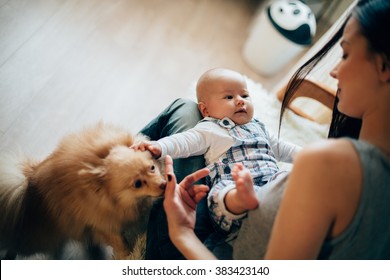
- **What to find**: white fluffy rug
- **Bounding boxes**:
[246,78,329,147]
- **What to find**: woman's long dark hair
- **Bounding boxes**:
[279,0,390,139]
[278,14,361,139]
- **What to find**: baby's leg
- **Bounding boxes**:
[225,163,259,215]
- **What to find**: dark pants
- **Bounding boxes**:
[139,98,214,259]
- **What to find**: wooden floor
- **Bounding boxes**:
[1,0,340,159]
[1,0,284,159]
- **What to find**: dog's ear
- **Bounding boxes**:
[78,162,107,177]
[78,163,107,192]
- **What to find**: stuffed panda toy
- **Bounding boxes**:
[268,0,316,45]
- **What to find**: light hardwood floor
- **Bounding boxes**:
[1,0,326,159]
[1,0,278,159]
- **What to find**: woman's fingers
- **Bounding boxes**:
[193,189,209,203]
[164,155,209,208]
[165,155,174,174]
[164,155,178,198]
[180,168,210,190]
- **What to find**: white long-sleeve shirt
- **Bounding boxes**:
[155,117,300,165]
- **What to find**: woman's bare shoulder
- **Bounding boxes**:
[266,139,363,259]
[296,139,358,163]
[291,139,363,237]
[291,138,361,194]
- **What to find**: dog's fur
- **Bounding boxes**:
[0,123,165,259]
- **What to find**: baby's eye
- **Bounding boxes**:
[242,94,250,98]
[224,95,233,100]
[134,180,142,188]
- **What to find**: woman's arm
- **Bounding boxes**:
[168,227,217,260]
[163,155,217,260]
[265,140,362,259]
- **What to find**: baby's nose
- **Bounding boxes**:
[236,97,244,105]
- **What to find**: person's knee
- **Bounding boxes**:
[140,98,201,139]
[163,98,202,135]
[171,98,196,108]
[173,98,201,126]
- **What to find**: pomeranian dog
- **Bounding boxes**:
[0,122,165,259]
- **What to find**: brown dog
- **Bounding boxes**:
[0,123,165,259]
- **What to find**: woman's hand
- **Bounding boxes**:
[163,155,209,235]
[163,155,216,259]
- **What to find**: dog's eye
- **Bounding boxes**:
[150,165,155,173]
[134,180,142,188]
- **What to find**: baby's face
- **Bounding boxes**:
[199,73,254,125]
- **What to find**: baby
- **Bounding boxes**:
[132,68,301,235]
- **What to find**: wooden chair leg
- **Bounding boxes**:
[276,79,336,121]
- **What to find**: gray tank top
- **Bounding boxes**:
[233,139,390,260]
[318,139,390,259]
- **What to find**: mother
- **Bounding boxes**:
[163,0,390,259]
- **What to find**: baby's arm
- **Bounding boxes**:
[157,124,212,159]
[130,141,162,158]
[133,122,226,160]
[269,133,302,163]
[132,128,207,160]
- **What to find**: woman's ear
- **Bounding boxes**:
[198,102,209,117]
[375,54,390,82]
[382,62,390,83]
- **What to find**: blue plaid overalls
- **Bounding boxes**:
[205,117,280,234]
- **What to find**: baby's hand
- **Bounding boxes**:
[130,141,162,158]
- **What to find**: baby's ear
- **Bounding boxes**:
[198,102,208,117]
